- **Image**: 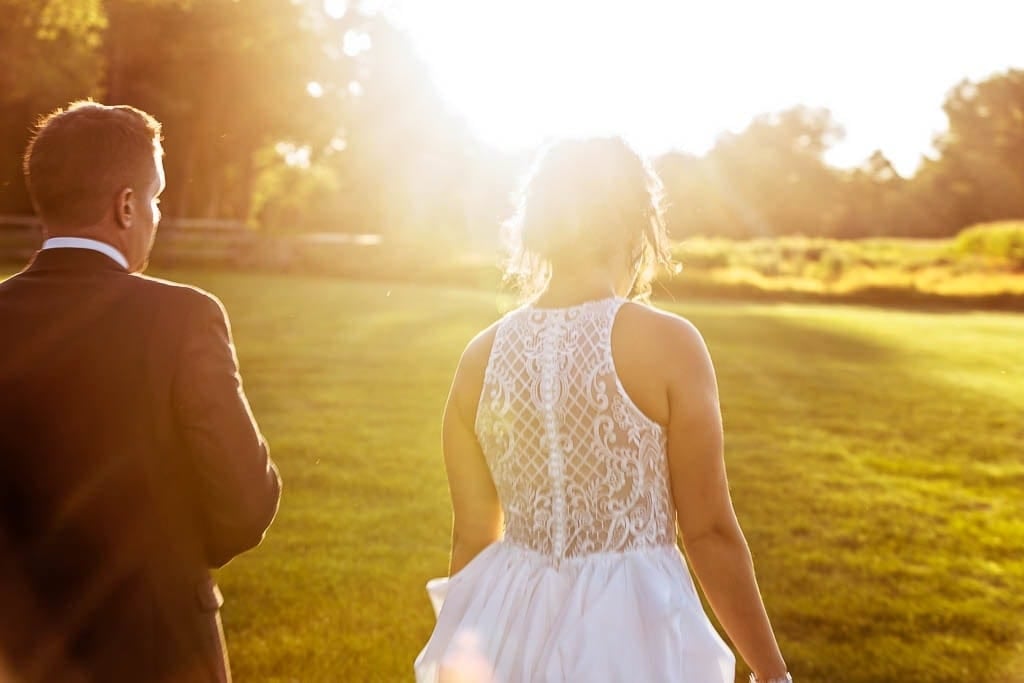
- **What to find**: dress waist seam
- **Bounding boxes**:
[497,539,679,567]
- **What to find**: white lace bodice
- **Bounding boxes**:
[475,297,676,561]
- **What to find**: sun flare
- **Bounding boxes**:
[390,0,1024,175]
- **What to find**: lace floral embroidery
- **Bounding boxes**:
[475,298,675,560]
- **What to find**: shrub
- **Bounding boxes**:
[953,222,1024,266]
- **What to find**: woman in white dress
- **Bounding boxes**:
[415,138,791,683]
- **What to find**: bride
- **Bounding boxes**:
[415,137,790,683]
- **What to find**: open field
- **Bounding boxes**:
[2,266,1024,682]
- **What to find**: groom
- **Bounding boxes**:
[0,101,281,682]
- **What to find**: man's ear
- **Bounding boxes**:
[114,187,134,230]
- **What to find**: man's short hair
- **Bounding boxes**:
[23,100,163,228]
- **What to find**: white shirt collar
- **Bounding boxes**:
[41,237,129,270]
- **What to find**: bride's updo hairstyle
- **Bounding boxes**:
[503,136,677,302]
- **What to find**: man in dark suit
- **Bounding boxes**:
[0,101,281,681]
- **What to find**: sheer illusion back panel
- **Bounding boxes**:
[474,298,676,560]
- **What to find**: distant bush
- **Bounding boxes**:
[671,236,947,277]
[953,222,1024,267]
[670,237,731,270]
[665,234,1024,305]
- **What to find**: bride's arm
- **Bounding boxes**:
[660,316,789,681]
[442,325,503,576]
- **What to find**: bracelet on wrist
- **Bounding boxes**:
[749,673,792,683]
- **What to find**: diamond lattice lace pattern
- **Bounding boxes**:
[475,298,676,560]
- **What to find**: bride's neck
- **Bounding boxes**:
[534,269,622,308]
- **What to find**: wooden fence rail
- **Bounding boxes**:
[1,216,272,266]
[0,216,388,273]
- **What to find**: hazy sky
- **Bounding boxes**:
[383,0,1024,175]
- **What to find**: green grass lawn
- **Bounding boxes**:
[4,266,1024,682]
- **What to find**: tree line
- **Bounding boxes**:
[1,0,1022,243]
[658,77,1024,239]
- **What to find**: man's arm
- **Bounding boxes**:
[173,291,281,568]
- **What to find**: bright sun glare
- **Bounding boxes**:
[384,0,1024,176]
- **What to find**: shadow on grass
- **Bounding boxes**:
[671,306,1024,683]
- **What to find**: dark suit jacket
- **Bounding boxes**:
[0,248,281,682]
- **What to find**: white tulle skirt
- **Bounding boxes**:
[414,541,735,683]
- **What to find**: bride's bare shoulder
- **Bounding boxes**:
[445,317,506,423]
[619,301,706,347]
[612,301,714,425]
[459,318,503,373]
[450,314,509,399]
